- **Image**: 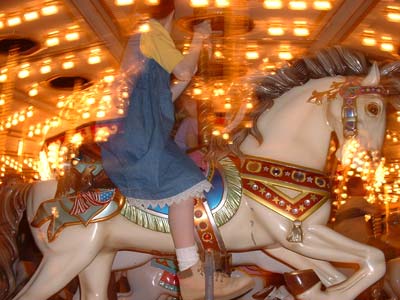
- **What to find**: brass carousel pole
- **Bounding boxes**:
[195,7,214,148]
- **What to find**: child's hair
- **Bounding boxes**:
[136,0,175,20]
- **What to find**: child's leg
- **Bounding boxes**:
[169,199,199,271]
[169,199,255,300]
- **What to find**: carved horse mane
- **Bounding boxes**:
[0,179,31,300]
[210,46,400,158]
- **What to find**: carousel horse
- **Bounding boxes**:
[3,47,400,300]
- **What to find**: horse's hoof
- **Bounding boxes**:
[283,269,321,296]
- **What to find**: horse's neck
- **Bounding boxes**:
[241,78,336,171]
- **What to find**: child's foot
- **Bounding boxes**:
[178,261,254,300]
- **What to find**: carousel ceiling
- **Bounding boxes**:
[0,0,399,180]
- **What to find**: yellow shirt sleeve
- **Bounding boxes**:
[140,19,184,73]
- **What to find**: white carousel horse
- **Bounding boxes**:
[5,49,397,300]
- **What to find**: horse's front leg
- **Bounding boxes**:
[265,247,347,287]
[13,249,99,300]
[282,224,385,300]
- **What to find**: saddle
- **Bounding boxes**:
[55,143,115,197]
[31,143,125,241]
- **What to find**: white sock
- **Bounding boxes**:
[176,244,200,271]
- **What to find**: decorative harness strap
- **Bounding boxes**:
[339,81,388,138]
[194,197,226,252]
[241,156,331,242]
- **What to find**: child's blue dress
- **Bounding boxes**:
[100,32,211,208]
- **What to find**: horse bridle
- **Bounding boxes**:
[339,81,388,139]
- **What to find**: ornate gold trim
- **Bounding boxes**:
[244,189,329,221]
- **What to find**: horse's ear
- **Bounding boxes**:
[361,62,380,86]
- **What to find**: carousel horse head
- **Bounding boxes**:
[225,50,396,172]
[324,62,387,163]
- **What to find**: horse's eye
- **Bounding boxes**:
[366,102,380,116]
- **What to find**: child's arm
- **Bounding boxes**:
[172,21,211,81]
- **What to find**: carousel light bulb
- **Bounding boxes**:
[263,0,283,9]
[104,75,115,83]
[65,32,80,41]
[139,22,150,32]
[214,50,224,59]
[24,11,39,21]
[46,37,60,47]
[289,1,307,10]
[82,111,91,119]
[27,110,33,118]
[88,55,101,64]
[246,102,253,109]
[102,95,112,102]
[41,5,59,16]
[86,97,96,105]
[224,102,232,110]
[11,119,18,126]
[43,124,50,133]
[145,0,159,4]
[293,27,310,36]
[0,20,4,29]
[115,0,134,5]
[190,0,209,7]
[193,88,202,95]
[268,26,284,36]
[279,51,293,60]
[215,0,230,7]
[7,16,22,27]
[40,63,52,74]
[17,140,24,156]
[0,73,7,82]
[313,1,331,10]
[29,84,39,97]
[18,68,30,79]
[387,12,400,22]
[97,110,106,118]
[381,42,394,52]
[212,129,221,136]
[222,133,229,140]
[245,51,259,60]
[62,60,74,69]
